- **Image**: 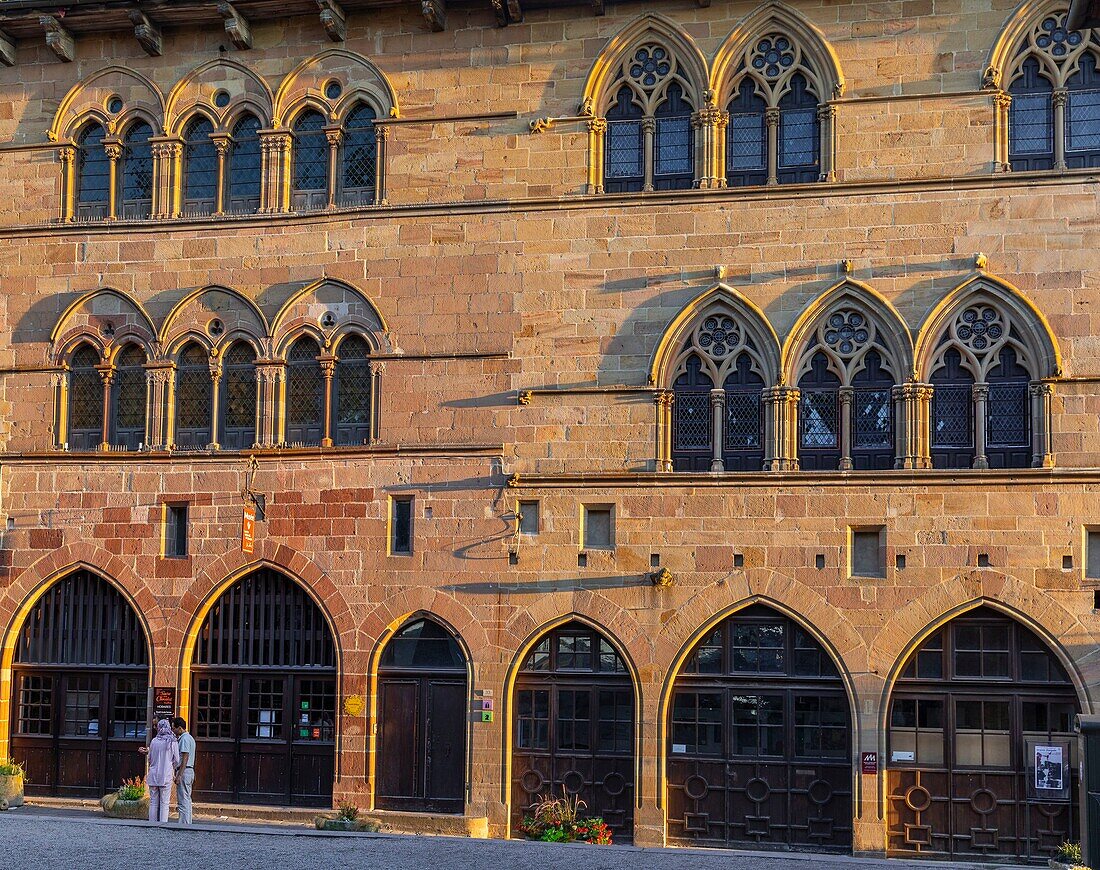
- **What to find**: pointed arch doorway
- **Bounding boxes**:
[376,617,468,813]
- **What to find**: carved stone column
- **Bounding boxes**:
[259,130,291,213]
[144,363,174,450]
[1053,89,1068,170]
[709,388,725,471]
[58,145,77,221]
[212,135,231,214]
[892,382,933,470]
[993,92,1012,172]
[762,386,800,471]
[324,125,341,208]
[1030,381,1054,468]
[838,386,854,471]
[764,107,780,186]
[972,383,989,470]
[53,370,70,448]
[817,103,837,182]
[641,117,656,192]
[104,140,123,219]
[653,389,673,472]
[586,118,606,195]
[255,360,285,446]
[692,104,726,190]
[150,138,182,218]
[320,354,336,447]
[94,363,114,450]
[374,125,389,205]
[208,357,222,451]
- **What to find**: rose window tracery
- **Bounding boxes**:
[822,310,871,357]
[750,34,796,80]
[697,315,740,358]
[955,305,1005,353]
[629,45,672,91]
[1034,14,1084,59]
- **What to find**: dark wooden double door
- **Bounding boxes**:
[377,673,466,812]
[12,668,148,797]
[192,671,335,807]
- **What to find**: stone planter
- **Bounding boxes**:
[100,791,149,820]
[314,817,380,833]
[1049,859,1091,870]
[0,773,24,809]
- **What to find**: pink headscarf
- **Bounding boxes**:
[147,718,180,787]
[154,718,174,744]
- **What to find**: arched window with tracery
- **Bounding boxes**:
[110,344,146,450]
[333,335,372,446]
[341,103,378,206]
[219,341,257,451]
[75,124,110,220]
[928,302,1038,470]
[67,344,103,449]
[722,32,826,186]
[600,42,697,193]
[670,308,771,472]
[119,121,153,219]
[285,336,324,446]
[174,342,213,449]
[182,116,217,216]
[795,308,900,471]
[1007,10,1100,170]
[227,114,262,214]
[291,110,329,211]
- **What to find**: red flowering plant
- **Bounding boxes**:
[518,787,613,845]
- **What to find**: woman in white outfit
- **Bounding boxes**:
[146,719,180,823]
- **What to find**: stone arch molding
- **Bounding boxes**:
[274,49,399,126]
[165,58,275,137]
[270,277,391,356]
[160,285,270,360]
[50,287,158,365]
[987,1,1099,91]
[50,67,165,142]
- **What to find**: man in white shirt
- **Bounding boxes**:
[171,716,196,825]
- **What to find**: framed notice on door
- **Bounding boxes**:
[1026,738,1072,801]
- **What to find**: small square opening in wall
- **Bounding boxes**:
[734,553,744,569]
[896,554,906,570]
[850,527,886,579]
[1094,590,1100,611]
[650,553,660,568]
[508,551,519,566]
[389,496,413,555]
[1063,555,1074,571]
[164,503,188,558]
[1086,528,1100,579]
[578,552,588,568]
[582,505,613,550]
[977,553,991,568]
[815,554,825,570]
[518,501,539,536]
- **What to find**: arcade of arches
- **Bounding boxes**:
[2,570,1086,862]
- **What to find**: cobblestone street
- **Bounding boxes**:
[3,811,1034,870]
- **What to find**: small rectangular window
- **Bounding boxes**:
[164,503,188,558]
[582,506,613,550]
[850,527,885,578]
[390,497,413,555]
[518,501,539,536]
[1087,529,1100,579]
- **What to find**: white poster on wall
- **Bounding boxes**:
[1034,744,1064,792]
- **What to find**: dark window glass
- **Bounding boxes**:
[246,677,284,740]
[671,690,723,755]
[120,122,153,219]
[220,341,256,450]
[583,506,613,549]
[597,688,632,753]
[182,116,217,215]
[726,78,767,187]
[731,622,785,673]
[76,124,110,218]
[801,391,838,447]
[111,344,146,450]
[174,342,212,448]
[794,694,848,759]
[604,85,644,193]
[516,689,549,749]
[1009,57,1055,170]
[986,345,1031,468]
[341,103,377,205]
[227,114,262,213]
[294,678,336,741]
[557,633,593,670]
[1066,51,1100,162]
[930,347,975,469]
[852,528,885,578]
[285,337,323,445]
[165,503,188,558]
[518,500,539,535]
[195,676,233,739]
[1088,529,1100,579]
[292,110,328,209]
[799,351,841,467]
[63,674,102,736]
[672,353,713,471]
[334,335,371,446]
[380,618,465,670]
[653,82,693,190]
[68,344,103,449]
[111,676,148,739]
[391,497,413,554]
[731,694,784,756]
[18,674,54,735]
[557,689,592,750]
[722,351,765,471]
[777,73,819,183]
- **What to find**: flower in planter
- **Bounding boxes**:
[0,759,25,778]
[518,788,612,845]
[116,777,146,802]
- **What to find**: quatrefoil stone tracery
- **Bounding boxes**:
[955,305,1005,353]
[1034,13,1084,60]
[697,315,740,358]
[629,45,672,91]
[751,34,796,80]
[822,309,870,357]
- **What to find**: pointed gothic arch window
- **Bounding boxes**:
[333,335,372,446]
[219,341,257,451]
[110,343,146,450]
[174,342,213,449]
[1007,10,1100,170]
[341,103,378,206]
[291,110,329,211]
[76,123,110,220]
[777,73,820,183]
[182,116,217,216]
[726,79,767,187]
[227,114,262,214]
[600,41,698,193]
[68,343,103,449]
[119,121,153,219]
[794,307,900,471]
[670,308,771,472]
[285,336,324,446]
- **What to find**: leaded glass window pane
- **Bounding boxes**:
[1011,93,1054,154]
[292,110,328,209]
[341,103,377,205]
[285,337,323,445]
[932,385,972,448]
[675,392,710,450]
[779,108,816,168]
[655,116,691,176]
[120,122,153,219]
[183,117,217,215]
[853,388,892,449]
[987,382,1029,446]
[221,341,256,450]
[801,390,838,448]
[1068,88,1100,151]
[228,114,262,213]
[111,344,146,449]
[77,125,109,219]
[175,342,212,448]
[334,335,371,446]
[729,112,765,170]
[725,391,761,449]
[69,344,103,448]
[605,85,643,190]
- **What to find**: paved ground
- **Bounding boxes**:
[2,809,1036,870]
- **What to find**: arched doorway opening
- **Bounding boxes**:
[510,620,636,841]
[10,570,149,797]
[886,606,1080,861]
[666,604,853,851]
[376,617,468,813]
[190,568,336,807]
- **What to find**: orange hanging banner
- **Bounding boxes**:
[242,504,256,554]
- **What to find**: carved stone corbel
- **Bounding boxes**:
[217,2,253,50]
[422,0,446,31]
[506,0,523,23]
[489,0,507,27]
[40,15,74,63]
[127,9,162,57]
[317,0,346,42]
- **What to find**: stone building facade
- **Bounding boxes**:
[0,0,1097,861]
